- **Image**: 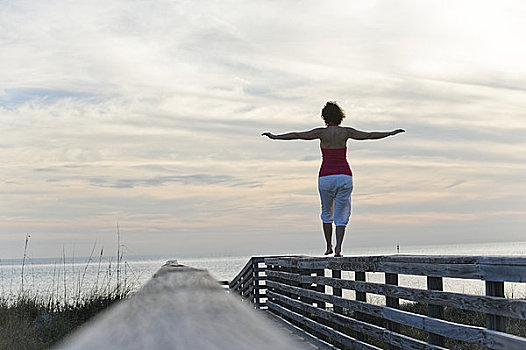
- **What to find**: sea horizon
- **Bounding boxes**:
[3,239,526,266]
[2,239,526,302]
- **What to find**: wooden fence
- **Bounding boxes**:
[229,256,268,308]
[230,255,526,350]
[229,255,304,309]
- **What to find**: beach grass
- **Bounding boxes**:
[0,279,134,350]
[1,235,137,350]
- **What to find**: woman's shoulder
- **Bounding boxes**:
[307,127,327,136]
[324,125,356,135]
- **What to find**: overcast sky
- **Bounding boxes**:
[1,0,525,259]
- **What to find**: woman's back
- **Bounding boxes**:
[319,126,349,149]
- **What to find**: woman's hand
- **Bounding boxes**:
[261,132,276,139]
[390,129,405,136]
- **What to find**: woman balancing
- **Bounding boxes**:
[262,102,405,257]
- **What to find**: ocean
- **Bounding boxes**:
[2,240,526,303]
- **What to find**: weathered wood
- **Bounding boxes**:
[251,260,263,305]
[329,268,344,347]
[266,280,526,349]
[478,256,526,265]
[266,269,300,282]
[483,328,526,350]
[240,274,254,293]
[268,300,382,350]
[427,276,445,347]
[355,271,368,343]
[296,255,526,265]
[482,266,526,282]
[229,257,255,288]
[230,256,274,306]
[296,255,526,282]
[327,261,482,279]
[265,257,298,268]
[385,272,401,350]
[315,269,326,309]
[486,281,507,332]
[355,271,367,302]
[55,261,305,350]
[229,258,258,298]
[299,268,316,306]
[264,310,339,350]
[235,255,526,350]
[297,257,328,269]
[296,273,526,319]
[231,255,297,293]
[332,269,343,314]
[267,290,448,350]
[324,255,526,264]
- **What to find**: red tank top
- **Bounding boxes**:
[319,147,352,177]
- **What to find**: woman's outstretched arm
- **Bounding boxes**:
[261,128,323,140]
[346,127,405,140]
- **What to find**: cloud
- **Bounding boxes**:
[444,180,466,190]
[86,174,262,189]
[0,88,100,108]
[1,0,526,258]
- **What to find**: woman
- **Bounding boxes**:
[262,102,404,257]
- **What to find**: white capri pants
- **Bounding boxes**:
[318,175,353,226]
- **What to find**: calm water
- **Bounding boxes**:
[2,241,526,302]
[0,254,252,303]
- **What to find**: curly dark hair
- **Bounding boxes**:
[321,101,346,125]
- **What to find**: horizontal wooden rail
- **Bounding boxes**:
[267,279,526,349]
[265,255,526,282]
[266,270,526,319]
[54,260,305,350]
[258,255,526,350]
[229,255,303,308]
[266,291,445,350]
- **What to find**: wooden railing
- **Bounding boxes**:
[232,255,526,350]
[229,255,302,309]
[55,260,305,350]
[229,256,268,308]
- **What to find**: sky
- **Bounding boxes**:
[1,0,525,260]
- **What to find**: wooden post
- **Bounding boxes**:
[252,259,261,307]
[427,276,445,347]
[385,272,401,350]
[266,261,277,310]
[330,267,345,348]
[315,269,326,309]
[486,281,506,332]
[355,271,366,304]
[299,267,315,306]
[355,271,367,343]
[332,269,342,314]
[288,259,303,328]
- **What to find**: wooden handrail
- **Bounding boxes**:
[229,255,303,308]
[54,260,305,350]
